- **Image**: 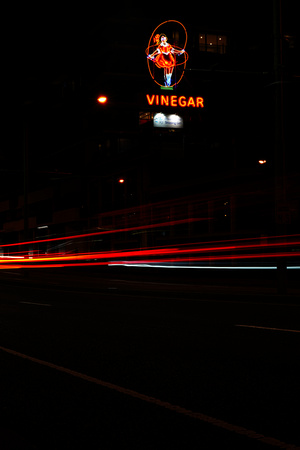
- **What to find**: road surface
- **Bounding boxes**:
[0,267,299,449]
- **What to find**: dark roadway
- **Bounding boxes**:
[0,267,299,449]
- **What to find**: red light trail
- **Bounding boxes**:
[0,217,204,249]
[0,225,299,270]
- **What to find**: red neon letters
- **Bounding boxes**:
[146,94,204,108]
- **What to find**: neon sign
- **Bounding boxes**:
[146,20,188,88]
[146,94,204,108]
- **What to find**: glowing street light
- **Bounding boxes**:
[258,159,267,165]
[97,96,108,104]
[118,178,125,184]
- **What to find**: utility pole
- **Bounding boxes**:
[23,121,29,245]
[273,0,287,293]
[273,0,286,214]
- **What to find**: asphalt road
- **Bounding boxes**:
[0,268,299,449]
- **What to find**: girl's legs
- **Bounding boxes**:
[165,67,173,86]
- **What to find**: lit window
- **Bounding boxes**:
[217,35,227,54]
[139,111,154,126]
[199,33,227,54]
[207,34,217,52]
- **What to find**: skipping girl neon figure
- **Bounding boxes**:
[147,33,186,87]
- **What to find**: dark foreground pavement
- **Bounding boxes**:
[0,267,299,449]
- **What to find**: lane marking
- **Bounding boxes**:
[19,301,52,307]
[110,263,278,270]
[0,345,299,449]
[0,271,23,276]
[236,325,300,333]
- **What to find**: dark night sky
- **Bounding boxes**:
[17,1,298,79]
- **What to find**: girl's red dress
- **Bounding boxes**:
[154,44,175,69]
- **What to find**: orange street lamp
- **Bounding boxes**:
[97,96,108,104]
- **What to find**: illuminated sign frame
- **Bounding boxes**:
[153,113,183,128]
[146,20,189,88]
